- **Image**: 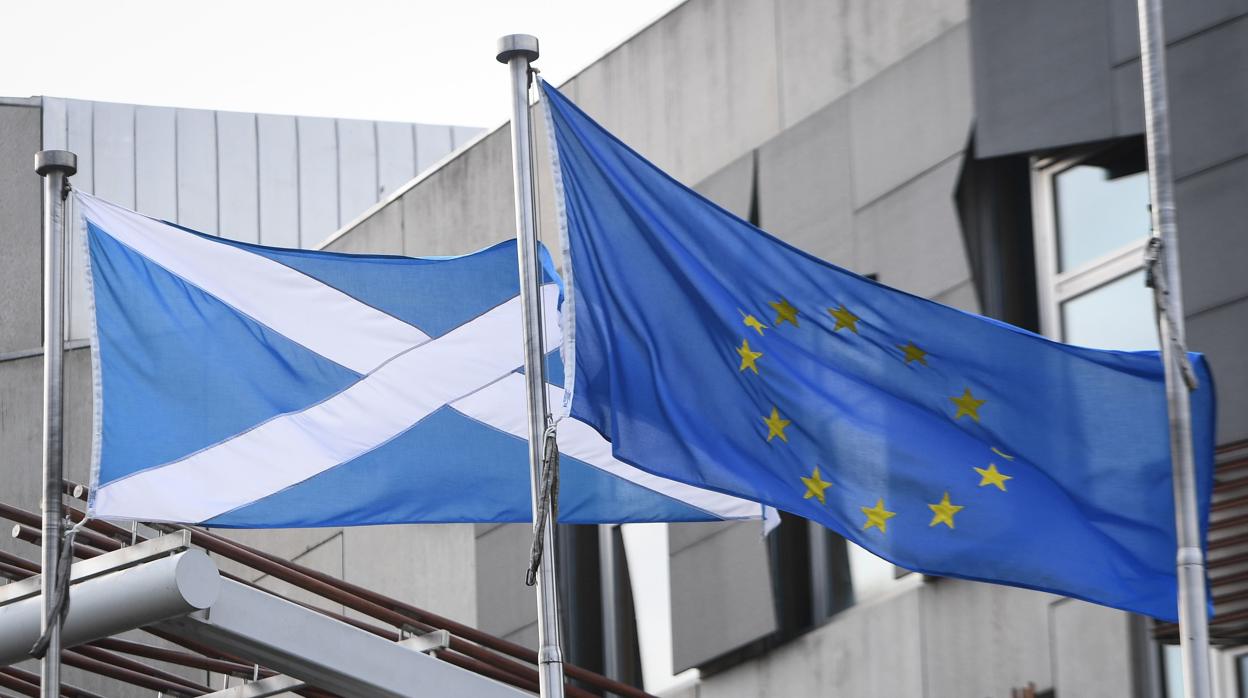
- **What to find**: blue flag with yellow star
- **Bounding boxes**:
[540,79,1216,621]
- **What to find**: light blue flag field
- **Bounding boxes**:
[78,192,764,528]
[540,79,1217,621]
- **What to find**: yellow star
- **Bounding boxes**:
[801,466,833,505]
[927,492,964,528]
[736,339,763,374]
[974,463,1012,491]
[861,498,896,533]
[741,311,768,335]
[770,299,799,327]
[827,304,860,333]
[898,342,927,366]
[763,407,791,443]
[950,388,985,422]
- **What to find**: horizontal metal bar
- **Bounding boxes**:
[158,578,526,698]
[0,340,91,365]
[0,531,191,605]
[202,674,305,698]
[402,629,452,654]
[201,626,453,697]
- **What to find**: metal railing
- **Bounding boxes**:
[0,487,655,698]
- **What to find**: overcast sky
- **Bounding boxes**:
[0,0,683,128]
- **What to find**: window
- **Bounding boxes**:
[1031,141,1156,350]
[1162,644,1248,697]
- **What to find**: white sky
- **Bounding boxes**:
[0,0,684,128]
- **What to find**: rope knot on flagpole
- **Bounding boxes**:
[28,516,88,658]
[1144,236,1199,390]
[526,422,560,587]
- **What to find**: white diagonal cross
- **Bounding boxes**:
[81,193,762,523]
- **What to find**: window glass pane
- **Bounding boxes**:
[1162,645,1183,698]
[1061,270,1157,351]
[1238,652,1248,698]
[848,543,899,603]
[1055,165,1150,272]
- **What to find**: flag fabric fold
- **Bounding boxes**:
[79,191,764,527]
[540,78,1216,621]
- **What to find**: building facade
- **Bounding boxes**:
[0,0,1245,696]
[0,97,480,694]
[317,1,1248,697]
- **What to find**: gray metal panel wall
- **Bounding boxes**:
[135,106,178,221]
[257,114,301,249]
[217,111,260,244]
[35,96,482,342]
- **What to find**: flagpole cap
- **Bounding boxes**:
[35,150,77,177]
[496,34,539,64]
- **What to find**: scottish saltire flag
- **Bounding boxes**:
[540,79,1217,620]
[78,192,763,527]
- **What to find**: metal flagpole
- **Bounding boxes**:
[34,149,77,698]
[497,34,566,698]
[1135,1,1211,697]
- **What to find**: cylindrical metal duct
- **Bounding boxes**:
[0,550,219,666]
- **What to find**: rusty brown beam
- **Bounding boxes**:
[63,649,207,696]
[91,637,270,679]
[0,666,110,698]
[71,644,212,694]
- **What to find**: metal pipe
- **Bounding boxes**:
[0,550,220,666]
[11,524,108,560]
[33,149,75,698]
[62,649,208,697]
[599,525,620,684]
[1135,1,1211,696]
[69,645,212,695]
[59,486,650,697]
[3,666,109,698]
[178,520,652,696]
[11,499,652,698]
[0,669,38,698]
[496,33,565,698]
[91,638,273,679]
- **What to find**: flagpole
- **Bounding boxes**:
[34,149,76,698]
[1135,1,1211,696]
[497,34,566,698]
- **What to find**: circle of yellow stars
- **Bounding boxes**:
[728,296,1018,536]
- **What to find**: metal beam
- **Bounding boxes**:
[203,674,303,698]
[159,578,524,698]
[0,550,219,666]
[201,630,453,698]
[0,531,193,605]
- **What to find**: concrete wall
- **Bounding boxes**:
[316,0,1177,693]
[972,0,1248,444]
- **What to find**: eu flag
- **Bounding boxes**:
[540,79,1216,620]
